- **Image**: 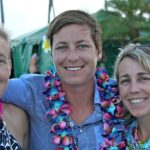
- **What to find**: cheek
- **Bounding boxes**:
[0,70,10,96]
[119,87,128,103]
[53,56,60,68]
[81,52,98,63]
[143,84,150,93]
[119,85,128,99]
[52,56,63,73]
[53,53,66,66]
[0,67,10,82]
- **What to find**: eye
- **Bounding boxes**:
[77,44,89,49]
[55,45,68,51]
[119,79,130,85]
[138,76,150,82]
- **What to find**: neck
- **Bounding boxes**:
[138,117,150,141]
[62,79,94,106]
[62,80,95,124]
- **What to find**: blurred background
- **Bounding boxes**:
[0,0,150,77]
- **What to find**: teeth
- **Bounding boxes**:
[66,67,81,71]
[130,99,144,104]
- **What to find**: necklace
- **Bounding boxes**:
[126,121,150,149]
[0,100,3,119]
[43,67,125,150]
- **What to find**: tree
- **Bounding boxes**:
[93,0,150,44]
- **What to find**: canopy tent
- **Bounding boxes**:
[11,26,53,77]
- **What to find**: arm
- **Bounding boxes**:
[3,103,29,150]
[1,75,30,110]
[1,74,44,111]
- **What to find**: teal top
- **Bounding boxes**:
[126,120,150,150]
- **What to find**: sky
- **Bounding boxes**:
[2,0,105,38]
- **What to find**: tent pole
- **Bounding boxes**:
[48,0,55,23]
[0,0,5,24]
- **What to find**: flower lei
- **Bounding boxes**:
[0,101,3,120]
[43,67,125,150]
[126,121,150,150]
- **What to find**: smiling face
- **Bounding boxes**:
[52,24,102,87]
[118,57,150,119]
[0,38,11,96]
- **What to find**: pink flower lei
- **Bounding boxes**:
[43,67,126,150]
[0,101,3,119]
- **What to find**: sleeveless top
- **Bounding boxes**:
[0,120,22,150]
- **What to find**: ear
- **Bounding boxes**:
[97,48,102,62]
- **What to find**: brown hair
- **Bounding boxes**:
[47,10,102,54]
[0,26,11,56]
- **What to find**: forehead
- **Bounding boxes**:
[118,57,146,76]
[57,24,90,34]
[53,24,91,42]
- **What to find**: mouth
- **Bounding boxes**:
[129,98,146,104]
[64,66,84,71]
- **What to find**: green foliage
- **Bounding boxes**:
[93,0,150,44]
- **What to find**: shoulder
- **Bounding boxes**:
[18,73,45,82]
[8,73,45,88]
[3,103,28,132]
[3,103,29,148]
[9,73,45,81]
[4,103,28,120]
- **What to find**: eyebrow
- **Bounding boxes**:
[119,74,129,79]
[55,40,89,47]
[119,72,150,78]
[137,72,150,76]
[55,42,67,46]
[76,40,85,43]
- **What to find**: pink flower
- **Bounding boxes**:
[103,113,112,120]
[53,135,61,144]
[58,121,67,129]
[62,137,70,146]
[101,101,110,108]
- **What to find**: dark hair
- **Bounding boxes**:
[47,10,102,54]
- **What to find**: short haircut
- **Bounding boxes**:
[47,10,102,54]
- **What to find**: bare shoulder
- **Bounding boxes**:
[3,103,28,126]
[3,103,29,150]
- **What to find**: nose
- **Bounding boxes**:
[129,81,140,94]
[67,47,79,62]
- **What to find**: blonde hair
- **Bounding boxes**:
[114,43,150,81]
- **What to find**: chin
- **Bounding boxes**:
[63,78,85,86]
[131,112,145,119]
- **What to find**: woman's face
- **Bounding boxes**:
[0,38,11,96]
[118,57,150,120]
[52,24,102,87]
